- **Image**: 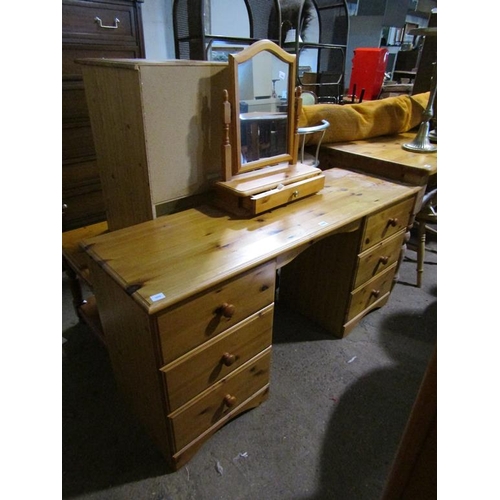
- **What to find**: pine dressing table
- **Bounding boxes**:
[80,167,420,470]
[73,41,425,470]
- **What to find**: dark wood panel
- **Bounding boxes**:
[62,0,138,42]
[62,0,144,230]
[63,188,107,231]
[62,82,88,121]
[63,158,101,192]
[62,123,96,161]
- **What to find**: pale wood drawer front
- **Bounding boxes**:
[168,348,272,452]
[157,262,276,365]
[244,175,326,214]
[161,305,273,412]
[354,230,406,289]
[347,264,398,321]
[360,197,414,252]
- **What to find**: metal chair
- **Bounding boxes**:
[283,0,349,103]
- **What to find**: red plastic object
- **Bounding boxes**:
[348,48,389,101]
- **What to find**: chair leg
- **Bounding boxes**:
[416,221,426,288]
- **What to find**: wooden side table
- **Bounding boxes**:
[318,132,437,189]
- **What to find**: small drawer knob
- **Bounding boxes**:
[224,394,237,407]
[222,352,236,366]
[388,218,398,227]
[292,190,299,198]
[220,302,235,318]
[379,256,389,265]
[371,289,380,298]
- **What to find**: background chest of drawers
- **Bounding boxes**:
[89,258,276,470]
[62,0,145,231]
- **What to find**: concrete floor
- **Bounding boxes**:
[62,233,437,500]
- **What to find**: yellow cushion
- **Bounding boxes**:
[298,92,429,145]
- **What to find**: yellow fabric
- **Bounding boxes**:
[299,92,429,145]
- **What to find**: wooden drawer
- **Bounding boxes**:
[168,347,272,452]
[360,197,414,252]
[157,262,276,364]
[354,230,406,289]
[161,304,273,412]
[62,122,96,161]
[63,158,101,192]
[63,187,107,231]
[62,81,89,122]
[62,1,139,43]
[243,174,326,214]
[347,264,397,322]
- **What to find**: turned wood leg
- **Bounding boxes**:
[417,222,426,288]
[392,230,411,290]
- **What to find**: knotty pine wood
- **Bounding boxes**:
[81,168,420,468]
[80,58,230,231]
[62,221,109,284]
[215,162,322,196]
[88,257,173,465]
[81,169,420,318]
[62,221,109,343]
[161,304,273,412]
[360,197,415,251]
[318,132,437,188]
[347,264,398,322]
[172,385,270,470]
[168,348,272,452]
[157,263,275,365]
[354,230,406,288]
[279,228,361,336]
[279,191,415,338]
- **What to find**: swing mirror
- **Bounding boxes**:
[228,39,297,176]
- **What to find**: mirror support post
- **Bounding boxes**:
[221,89,232,181]
[292,86,302,165]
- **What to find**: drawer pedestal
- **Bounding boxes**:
[89,258,276,471]
[280,197,415,338]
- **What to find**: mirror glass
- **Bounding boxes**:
[229,41,296,175]
[238,53,289,164]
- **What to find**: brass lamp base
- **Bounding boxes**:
[403,60,437,154]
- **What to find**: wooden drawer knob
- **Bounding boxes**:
[371,289,380,298]
[388,218,398,227]
[224,394,237,407]
[379,256,389,265]
[222,352,236,366]
[220,302,235,318]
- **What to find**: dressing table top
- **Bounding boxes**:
[81,168,420,315]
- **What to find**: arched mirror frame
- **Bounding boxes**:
[227,39,297,177]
